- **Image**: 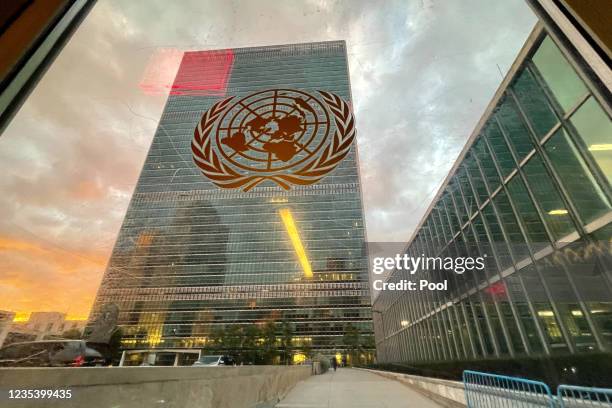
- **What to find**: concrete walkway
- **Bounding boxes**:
[276,368,443,408]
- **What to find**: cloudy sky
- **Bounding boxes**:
[0,0,536,319]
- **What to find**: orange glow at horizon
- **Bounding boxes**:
[11,312,88,323]
[0,236,107,320]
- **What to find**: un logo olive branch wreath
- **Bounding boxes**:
[191,90,356,191]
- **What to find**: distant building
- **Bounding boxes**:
[88,41,373,361]
[8,312,87,342]
[374,19,611,363]
[0,311,15,347]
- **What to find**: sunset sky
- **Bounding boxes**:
[0,0,536,320]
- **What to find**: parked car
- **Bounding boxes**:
[0,340,105,367]
[192,355,235,366]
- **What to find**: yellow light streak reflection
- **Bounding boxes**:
[589,144,612,151]
[279,208,312,279]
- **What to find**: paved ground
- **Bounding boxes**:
[276,368,443,408]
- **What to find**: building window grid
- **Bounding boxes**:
[493,93,609,353]
[448,180,504,358]
[473,188,536,356]
[422,223,460,360]
[377,33,611,362]
[411,237,442,360]
[510,67,612,351]
[479,123,563,356]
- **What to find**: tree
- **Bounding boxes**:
[225,325,243,361]
[261,321,278,364]
[302,341,313,361]
[279,321,294,365]
[207,326,226,354]
[61,328,82,339]
[242,325,262,364]
[342,323,360,366]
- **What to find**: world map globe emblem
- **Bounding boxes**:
[192,88,356,191]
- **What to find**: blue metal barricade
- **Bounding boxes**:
[463,370,556,407]
[557,385,612,407]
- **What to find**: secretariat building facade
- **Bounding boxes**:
[374,22,612,363]
[88,41,373,362]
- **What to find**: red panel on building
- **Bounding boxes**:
[171,50,234,96]
[139,49,234,96]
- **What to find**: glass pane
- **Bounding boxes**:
[534,303,570,353]
[474,138,501,192]
[485,121,515,178]
[481,206,513,271]
[532,36,587,113]
[449,181,468,226]
[457,167,478,218]
[463,302,484,357]
[507,175,550,252]
[465,153,489,204]
[466,221,489,284]
[544,128,611,224]
[499,301,526,354]
[496,95,536,162]
[512,68,558,138]
[523,154,576,240]
[570,96,612,185]
[443,193,461,234]
[471,297,496,356]
[435,204,452,243]
[507,274,545,353]
[493,190,530,263]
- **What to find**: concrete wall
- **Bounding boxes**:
[359,368,467,408]
[0,365,311,408]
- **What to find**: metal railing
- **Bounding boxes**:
[557,385,612,407]
[464,370,556,407]
[463,370,612,408]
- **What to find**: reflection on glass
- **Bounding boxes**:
[457,167,478,218]
[493,190,530,262]
[507,175,550,252]
[506,272,545,353]
[534,303,569,352]
[556,303,595,352]
[472,297,496,356]
[485,121,515,178]
[473,137,501,192]
[570,96,612,185]
[496,95,536,162]
[544,128,611,224]
[523,154,576,240]
[465,153,489,204]
[464,302,484,357]
[512,68,558,138]
[532,36,588,113]
[466,221,490,284]
[449,180,468,226]
[443,193,461,234]
[481,206,513,271]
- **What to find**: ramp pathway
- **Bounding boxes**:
[276,367,443,408]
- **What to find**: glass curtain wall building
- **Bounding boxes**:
[373,24,612,363]
[87,41,373,361]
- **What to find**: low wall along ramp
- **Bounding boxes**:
[0,365,311,408]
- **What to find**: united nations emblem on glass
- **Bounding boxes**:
[191,88,356,191]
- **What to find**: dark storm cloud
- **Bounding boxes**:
[0,0,536,314]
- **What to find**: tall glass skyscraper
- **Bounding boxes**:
[88,41,373,362]
[374,23,612,363]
